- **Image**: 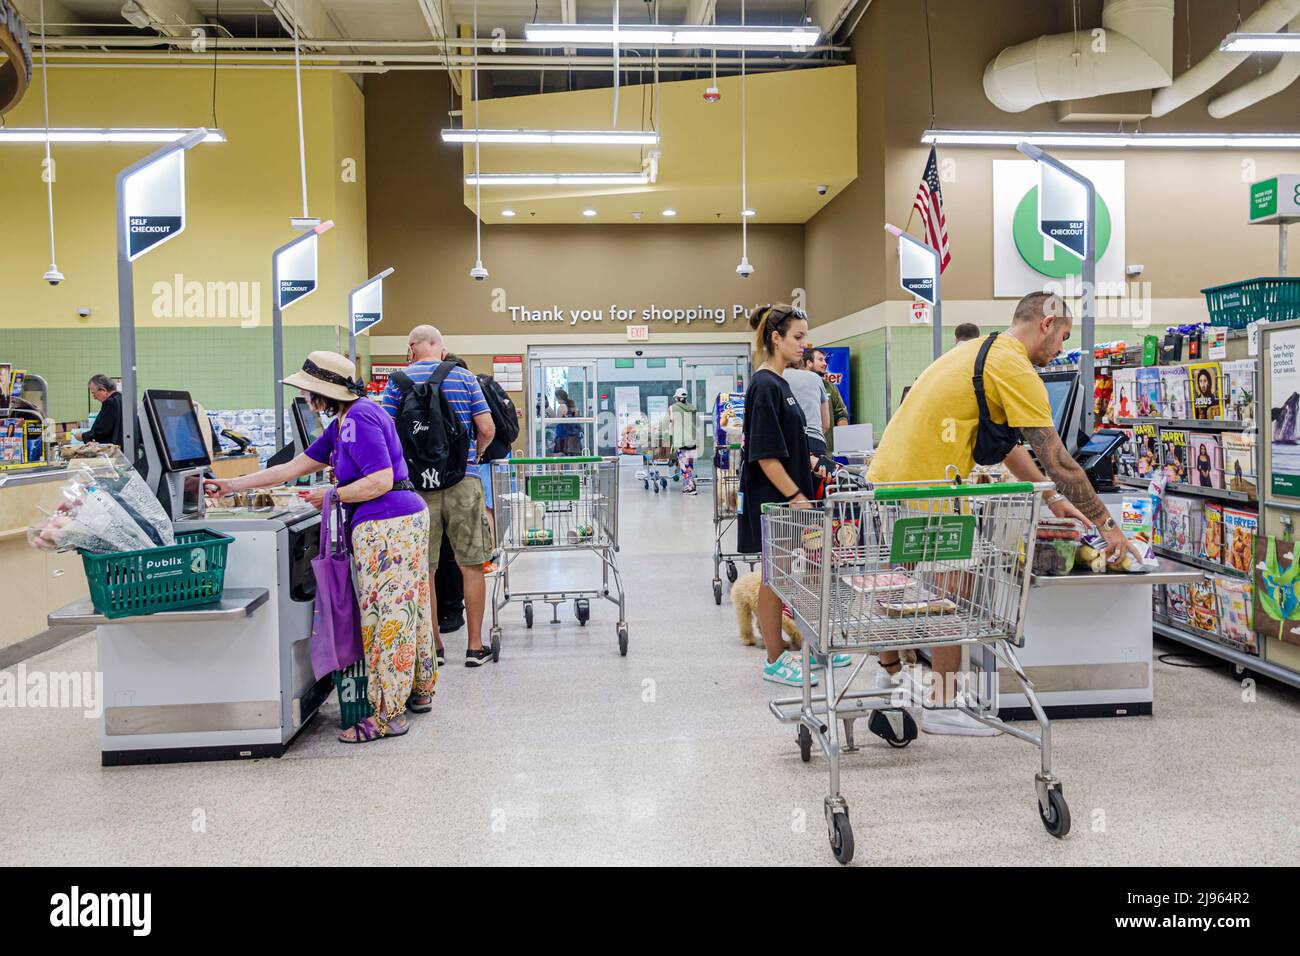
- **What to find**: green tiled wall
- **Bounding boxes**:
[3,326,344,422]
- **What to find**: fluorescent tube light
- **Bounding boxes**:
[465,172,651,186]
[1220,32,1300,53]
[0,128,227,143]
[524,22,819,48]
[442,129,659,145]
[922,129,1300,149]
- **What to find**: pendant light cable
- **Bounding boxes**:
[739,0,750,273]
[210,0,220,128]
[39,0,60,282]
[471,0,486,278]
[293,0,309,220]
[612,0,620,128]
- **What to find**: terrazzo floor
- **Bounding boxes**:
[3,464,1299,866]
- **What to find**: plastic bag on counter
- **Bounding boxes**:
[27,453,174,554]
[1079,528,1158,573]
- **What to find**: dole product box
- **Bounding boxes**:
[1122,496,1156,543]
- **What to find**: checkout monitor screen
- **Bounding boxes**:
[143,390,211,471]
[1039,371,1079,437]
[292,396,323,448]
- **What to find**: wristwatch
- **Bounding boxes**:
[1098,516,1118,533]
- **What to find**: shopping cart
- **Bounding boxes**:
[490,456,628,656]
[636,445,677,493]
[762,479,1065,864]
[711,443,758,604]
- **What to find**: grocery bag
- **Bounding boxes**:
[310,488,363,679]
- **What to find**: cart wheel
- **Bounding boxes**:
[660,478,668,491]
[618,625,629,656]
[575,598,590,625]
[643,479,649,490]
[798,725,812,763]
[828,812,854,865]
[653,481,660,494]
[867,709,917,749]
[712,580,723,605]
[490,627,501,663]
[1038,788,1071,839]
[726,561,738,583]
[523,602,534,629]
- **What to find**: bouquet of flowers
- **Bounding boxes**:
[27,452,174,554]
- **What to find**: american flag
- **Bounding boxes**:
[913,146,951,273]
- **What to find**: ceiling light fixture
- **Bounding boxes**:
[662,208,677,217]
[501,209,516,217]
[744,209,756,217]
[524,22,819,49]
[120,1,154,29]
[441,129,659,145]
[1220,32,1300,53]
[582,209,597,217]
[922,129,1300,149]
[465,172,651,186]
[0,128,228,143]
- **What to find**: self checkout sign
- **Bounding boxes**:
[275,232,319,308]
[1036,161,1089,258]
[897,234,938,305]
[122,148,185,260]
[350,274,386,337]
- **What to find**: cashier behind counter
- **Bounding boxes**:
[74,374,123,448]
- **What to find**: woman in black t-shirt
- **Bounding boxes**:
[739,304,842,688]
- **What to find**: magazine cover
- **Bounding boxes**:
[1254,535,1300,647]
[1159,428,1189,483]
[1219,358,1256,423]
[1135,367,1162,418]
[1188,431,1224,490]
[1133,423,1160,477]
[1116,428,1138,477]
[1153,583,1167,618]
[1159,365,1190,419]
[1167,582,1191,624]
[1111,368,1137,419]
[1216,575,1257,654]
[1188,361,1223,419]
[1221,508,1257,575]
[1200,502,1224,564]
[1223,430,1257,496]
[1160,496,1200,556]
[1188,578,1220,635]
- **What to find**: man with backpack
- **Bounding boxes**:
[382,325,497,667]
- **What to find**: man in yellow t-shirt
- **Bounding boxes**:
[868,291,1138,735]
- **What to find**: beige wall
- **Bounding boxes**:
[807,0,1300,328]
[365,72,804,342]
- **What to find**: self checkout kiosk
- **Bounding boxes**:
[265,396,324,471]
[81,389,328,765]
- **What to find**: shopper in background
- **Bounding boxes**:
[784,352,831,458]
[954,323,981,344]
[76,374,124,449]
[447,353,517,573]
[868,292,1142,735]
[740,305,849,688]
[384,326,497,667]
[207,350,434,743]
[667,386,700,495]
[803,348,849,450]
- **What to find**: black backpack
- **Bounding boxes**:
[389,364,470,491]
[477,373,520,461]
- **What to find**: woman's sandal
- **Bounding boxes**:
[407,694,434,714]
[338,715,408,744]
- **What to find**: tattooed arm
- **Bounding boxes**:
[1019,427,1142,562]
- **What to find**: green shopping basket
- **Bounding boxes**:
[331,660,373,729]
[1201,277,1300,329]
[81,528,232,620]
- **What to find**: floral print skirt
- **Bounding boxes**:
[352,509,437,727]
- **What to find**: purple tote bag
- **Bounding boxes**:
[310,488,364,679]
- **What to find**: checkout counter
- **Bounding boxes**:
[991,369,1202,720]
[49,388,327,765]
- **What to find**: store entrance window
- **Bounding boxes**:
[595,356,682,458]
[532,361,596,456]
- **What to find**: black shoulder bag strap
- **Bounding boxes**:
[972,333,998,421]
[971,332,1023,466]
[390,369,414,395]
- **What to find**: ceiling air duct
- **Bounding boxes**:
[983,0,1174,113]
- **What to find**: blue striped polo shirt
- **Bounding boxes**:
[381,361,489,466]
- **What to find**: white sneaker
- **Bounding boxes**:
[920,705,1000,737]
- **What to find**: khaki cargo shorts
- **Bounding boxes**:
[421,479,493,570]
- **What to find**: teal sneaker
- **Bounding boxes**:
[763,650,818,687]
[809,652,853,669]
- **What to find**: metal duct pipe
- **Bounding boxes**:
[1151,0,1300,116]
[983,0,1174,113]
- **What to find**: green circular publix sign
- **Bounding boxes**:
[1012,185,1112,278]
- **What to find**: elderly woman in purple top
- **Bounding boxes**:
[206,350,435,743]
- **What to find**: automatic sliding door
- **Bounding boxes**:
[532,360,596,457]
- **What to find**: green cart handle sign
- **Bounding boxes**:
[889,514,977,563]
[527,473,582,501]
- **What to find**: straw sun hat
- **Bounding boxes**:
[282,350,366,403]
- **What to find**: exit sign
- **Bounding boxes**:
[627,325,649,341]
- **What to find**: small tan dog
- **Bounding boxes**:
[732,572,802,650]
